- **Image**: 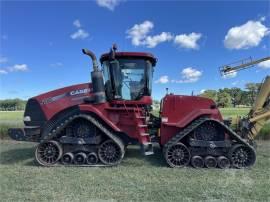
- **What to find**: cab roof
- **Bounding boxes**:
[100,52,157,66]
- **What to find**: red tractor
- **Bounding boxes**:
[8,45,256,168]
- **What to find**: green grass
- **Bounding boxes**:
[0,140,269,201]
[219,107,250,118]
[0,111,24,121]
[0,111,270,201]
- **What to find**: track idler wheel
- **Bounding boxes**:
[204,156,217,168]
[217,156,230,169]
[229,144,256,168]
[98,139,124,166]
[86,152,98,165]
[164,143,191,168]
[62,152,74,165]
[35,140,63,166]
[74,152,87,165]
[191,156,204,168]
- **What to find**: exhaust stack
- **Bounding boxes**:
[82,48,106,104]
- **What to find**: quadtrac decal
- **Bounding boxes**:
[41,88,92,105]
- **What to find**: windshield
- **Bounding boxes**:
[102,59,153,100]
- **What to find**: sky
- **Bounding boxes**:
[0,0,270,100]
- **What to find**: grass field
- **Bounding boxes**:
[0,140,270,201]
[0,109,270,201]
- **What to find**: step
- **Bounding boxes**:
[136,116,146,119]
[140,132,150,136]
[141,142,154,156]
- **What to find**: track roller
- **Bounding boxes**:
[86,152,98,165]
[61,152,74,165]
[35,140,63,166]
[229,144,256,168]
[204,156,217,168]
[191,156,204,168]
[74,152,87,165]
[217,156,230,169]
[164,143,191,168]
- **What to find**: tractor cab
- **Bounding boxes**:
[100,48,156,101]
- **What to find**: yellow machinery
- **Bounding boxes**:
[220,56,270,140]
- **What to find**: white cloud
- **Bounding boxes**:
[180,67,202,83]
[9,64,29,72]
[155,68,202,84]
[50,62,63,67]
[200,89,206,94]
[0,69,8,75]
[0,56,8,63]
[224,20,269,49]
[126,21,173,48]
[126,21,154,46]
[155,75,169,84]
[174,32,202,49]
[145,32,173,48]
[73,19,81,28]
[96,0,122,11]
[258,60,270,69]
[127,21,203,49]
[222,71,237,79]
[70,29,89,40]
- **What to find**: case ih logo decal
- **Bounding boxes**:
[70,88,91,96]
[41,88,91,105]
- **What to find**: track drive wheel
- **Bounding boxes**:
[35,140,63,166]
[229,144,256,168]
[164,143,191,168]
[98,139,124,166]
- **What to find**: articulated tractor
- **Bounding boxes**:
[9,45,269,168]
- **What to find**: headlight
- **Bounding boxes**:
[23,116,31,122]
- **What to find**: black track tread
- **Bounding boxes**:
[163,117,256,168]
[39,113,125,167]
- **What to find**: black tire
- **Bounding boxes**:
[98,139,124,166]
[204,156,217,168]
[217,156,230,169]
[86,152,98,165]
[164,143,191,168]
[61,152,74,165]
[229,144,256,168]
[74,152,87,165]
[35,141,63,166]
[191,156,204,168]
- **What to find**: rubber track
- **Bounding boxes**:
[164,117,256,157]
[40,113,125,167]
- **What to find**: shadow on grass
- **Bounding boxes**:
[0,147,36,166]
[124,144,167,167]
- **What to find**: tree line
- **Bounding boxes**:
[200,82,261,108]
[0,99,27,111]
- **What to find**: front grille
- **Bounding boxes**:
[24,98,47,126]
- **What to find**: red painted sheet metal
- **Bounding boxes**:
[159,94,223,145]
[34,83,93,120]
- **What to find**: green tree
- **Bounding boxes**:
[200,90,217,101]
[217,91,232,107]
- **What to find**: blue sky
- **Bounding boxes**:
[0,0,269,100]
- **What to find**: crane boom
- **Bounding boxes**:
[220,56,270,75]
[220,56,270,141]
